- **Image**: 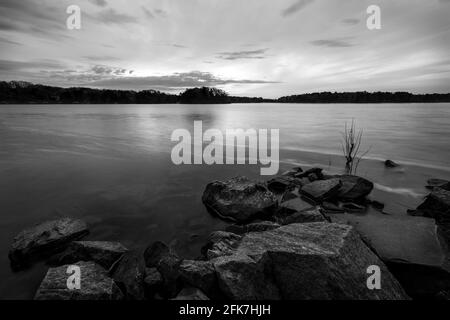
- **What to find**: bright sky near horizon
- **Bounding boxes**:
[1,0,450,98]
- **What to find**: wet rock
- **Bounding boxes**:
[202,176,277,223]
[201,231,242,260]
[300,178,342,202]
[9,217,89,270]
[49,241,128,270]
[416,188,450,221]
[385,160,399,168]
[35,261,123,300]
[278,197,315,216]
[426,179,450,191]
[144,241,170,268]
[322,202,345,214]
[157,253,182,298]
[336,175,374,200]
[308,173,319,182]
[179,260,217,297]
[267,176,296,193]
[368,200,385,211]
[172,287,209,300]
[294,167,323,179]
[341,202,366,213]
[281,208,327,225]
[111,251,146,300]
[144,267,163,296]
[245,221,281,233]
[210,223,407,300]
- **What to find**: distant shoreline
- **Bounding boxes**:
[2,81,450,104]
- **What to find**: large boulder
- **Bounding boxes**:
[280,208,327,225]
[110,251,146,300]
[9,217,89,270]
[416,188,450,221]
[49,241,128,270]
[208,223,409,300]
[179,260,218,297]
[35,261,123,300]
[300,179,342,202]
[335,175,374,200]
[202,176,277,223]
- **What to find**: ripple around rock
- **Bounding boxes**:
[34,261,123,300]
[9,217,89,270]
[208,222,409,300]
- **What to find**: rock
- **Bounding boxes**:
[281,208,327,225]
[369,200,385,211]
[35,261,123,300]
[278,198,315,216]
[144,267,163,297]
[157,253,182,298]
[171,287,209,300]
[294,167,323,179]
[341,202,366,213]
[308,173,319,182]
[201,231,242,260]
[210,223,408,300]
[322,202,345,214]
[385,160,399,168]
[179,260,217,297]
[111,251,146,300]
[426,179,450,191]
[49,241,128,270]
[267,176,296,193]
[416,188,450,221]
[335,175,374,200]
[300,178,342,202]
[144,241,170,268]
[245,221,281,233]
[9,217,89,270]
[202,176,278,223]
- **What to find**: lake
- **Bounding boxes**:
[0,103,449,299]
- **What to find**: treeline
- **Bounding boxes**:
[278,91,450,103]
[1,81,450,104]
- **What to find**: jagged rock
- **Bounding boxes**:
[157,253,182,298]
[144,241,170,268]
[202,176,277,223]
[171,287,209,300]
[267,176,296,193]
[179,260,217,296]
[300,178,342,202]
[209,223,409,300]
[416,188,450,221]
[278,197,315,216]
[322,202,345,214]
[385,160,399,168]
[144,267,163,297]
[111,251,146,300]
[9,217,89,269]
[426,179,450,191]
[281,208,327,225]
[201,231,242,260]
[336,175,374,200]
[341,202,366,213]
[35,261,123,300]
[294,167,323,179]
[245,221,281,233]
[49,241,128,270]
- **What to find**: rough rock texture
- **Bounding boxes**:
[157,253,183,298]
[9,217,89,269]
[172,287,209,300]
[295,168,323,179]
[416,188,450,221]
[300,179,342,202]
[245,221,281,233]
[111,251,146,300]
[35,261,123,300]
[267,176,297,193]
[201,231,242,260]
[336,175,374,200]
[49,241,128,270]
[202,176,277,223]
[426,179,450,191]
[208,223,409,300]
[144,267,163,297]
[280,208,327,225]
[179,260,217,297]
[278,198,315,216]
[144,241,170,268]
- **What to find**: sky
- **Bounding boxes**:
[0,0,450,98]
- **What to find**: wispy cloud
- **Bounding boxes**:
[310,38,354,48]
[89,0,108,7]
[217,49,268,60]
[94,8,136,24]
[282,0,314,17]
[341,18,360,25]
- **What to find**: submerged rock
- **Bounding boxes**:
[49,241,128,270]
[385,160,399,168]
[416,188,450,221]
[208,222,408,300]
[300,178,342,202]
[111,251,146,300]
[336,175,374,200]
[426,179,450,191]
[35,261,123,300]
[9,217,89,270]
[202,176,277,223]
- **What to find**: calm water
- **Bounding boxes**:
[0,103,449,299]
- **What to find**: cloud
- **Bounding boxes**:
[217,49,268,60]
[0,59,65,72]
[282,0,314,17]
[0,37,22,45]
[94,8,137,24]
[83,55,121,62]
[310,38,354,47]
[89,0,108,7]
[341,18,360,25]
[84,71,279,91]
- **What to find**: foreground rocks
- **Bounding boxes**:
[9,217,89,270]
[206,223,408,300]
[416,188,450,222]
[202,176,277,223]
[35,261,123,300]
